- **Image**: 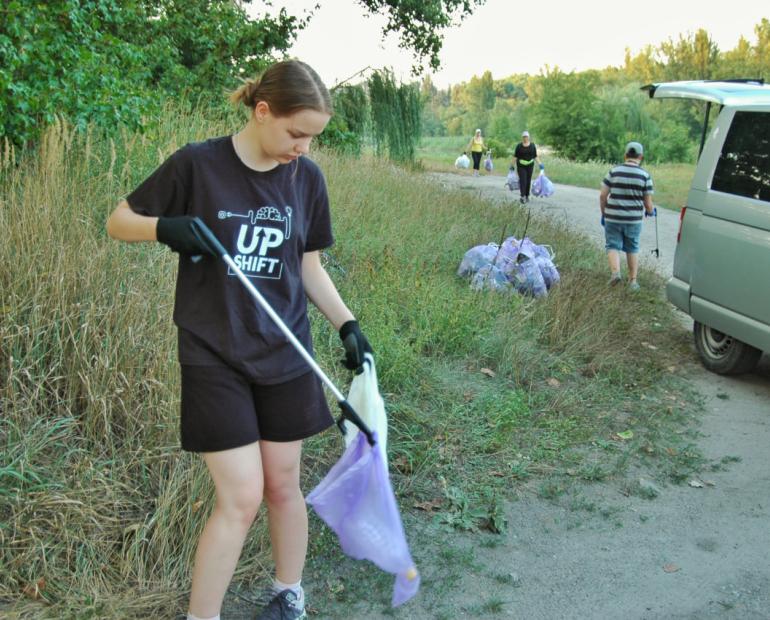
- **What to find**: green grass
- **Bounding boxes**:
[1,111,699,618]
[417,135,695,212]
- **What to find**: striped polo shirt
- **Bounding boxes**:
[602,162,653,223]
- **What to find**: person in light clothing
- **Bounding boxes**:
[467,128,487,176]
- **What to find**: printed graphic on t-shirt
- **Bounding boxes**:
[218,206,293,280]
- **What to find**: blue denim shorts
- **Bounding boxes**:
[604,221,642,254]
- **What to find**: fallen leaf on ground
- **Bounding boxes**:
[666,447,678,456]
[22,578,45,600]
[688,479,704,488]
[480,367,496,378]
[641,341,659,350]
[663,563,680,573]
[546,377,561,387]
[616,430,634,440]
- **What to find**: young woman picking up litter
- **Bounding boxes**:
[106,60,372,620]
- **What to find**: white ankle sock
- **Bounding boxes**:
[187,614,220,620]
[273,578,304,606]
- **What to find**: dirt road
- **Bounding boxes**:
[396,172,770,619]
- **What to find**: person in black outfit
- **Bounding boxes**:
[513,131,541,203]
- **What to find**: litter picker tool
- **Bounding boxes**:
[188,217,374,445]
[648,207,660,258]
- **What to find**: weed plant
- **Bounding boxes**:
[1,108,692,617]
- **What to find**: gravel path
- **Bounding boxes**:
[396,171,770,620]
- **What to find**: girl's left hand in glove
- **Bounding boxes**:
[339,320,373,372]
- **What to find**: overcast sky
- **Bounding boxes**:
[254,0,768,88]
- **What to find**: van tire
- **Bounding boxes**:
[693,322,762,375]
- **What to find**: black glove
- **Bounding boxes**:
[156,216,217,256]
[339,320,373,372]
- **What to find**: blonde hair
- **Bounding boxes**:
[229,60,332,116]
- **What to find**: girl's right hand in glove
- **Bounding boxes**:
[156,216,217,255]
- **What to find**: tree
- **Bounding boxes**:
[357,0,486,73]
[528,69,624,161]
[659,29,719,80]
[623,45,662,84]
[368,69,423,162]
[0,0,301,146]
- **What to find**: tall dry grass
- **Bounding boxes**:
[1,108,684,618]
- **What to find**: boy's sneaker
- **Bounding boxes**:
[253,589,306,620]
[608,273,622,286]
[629,280,641,292]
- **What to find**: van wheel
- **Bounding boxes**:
[693,322,762,375]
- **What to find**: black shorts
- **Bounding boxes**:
[180,365,334,452]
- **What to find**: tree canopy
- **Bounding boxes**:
[357,0,486,73]
[1,0,484,147]
[420,21,770,163]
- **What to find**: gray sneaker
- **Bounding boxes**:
[254,588,306,620]
[608,274,622,286]
[629,280,641,292]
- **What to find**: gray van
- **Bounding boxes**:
[645,80,770,374]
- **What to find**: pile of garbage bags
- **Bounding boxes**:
[458,237,560,297]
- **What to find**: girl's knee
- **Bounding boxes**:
[263,476,301,507]
[215,483,263,528]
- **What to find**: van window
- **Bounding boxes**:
[711,111,770,202]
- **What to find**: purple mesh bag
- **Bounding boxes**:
[306,432,420,607]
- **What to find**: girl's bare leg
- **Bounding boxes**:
[188,442,263,618]
[260,440,307,583]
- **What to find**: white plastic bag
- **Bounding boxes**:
[343,353,388,458]
[455,153,470,169]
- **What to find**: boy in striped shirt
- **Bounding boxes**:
[599,141,654,291]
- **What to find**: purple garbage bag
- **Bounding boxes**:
[457,244,499,277]
[520,240,559,289]
[484,154,493,171]
[531,171,555,197]
[516,255,548,297]
[306,432,420,607]
[495,236,521,265]
[505,167,519,191]
[471,264,513,292]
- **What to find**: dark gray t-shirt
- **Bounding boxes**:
[127,136,334,383]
